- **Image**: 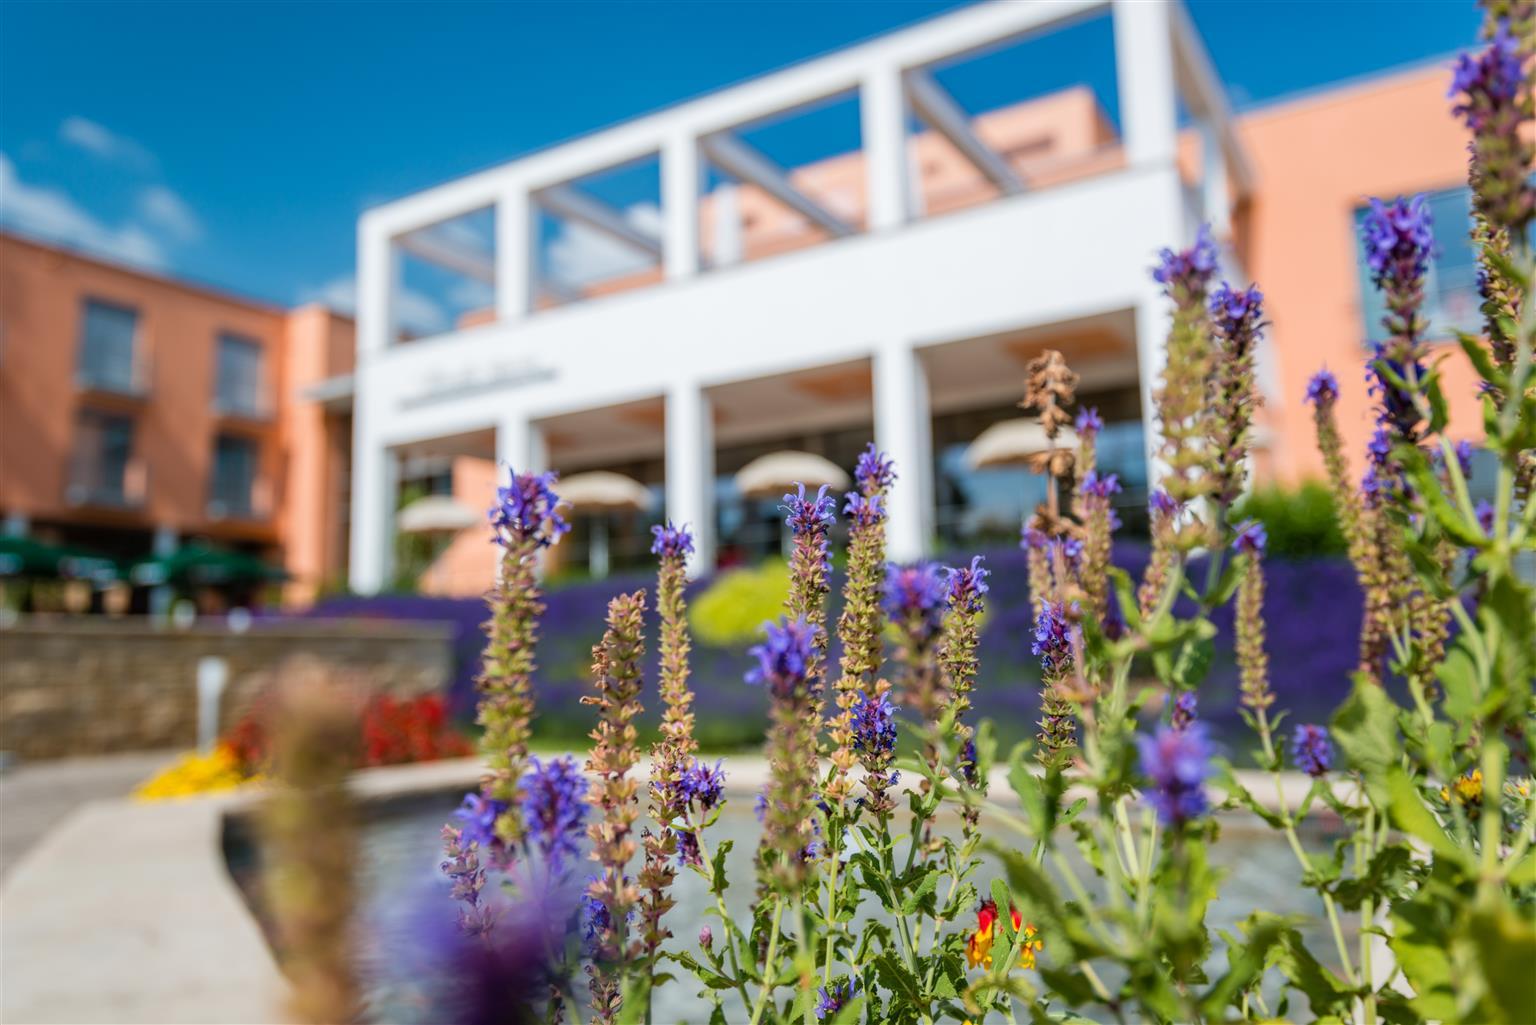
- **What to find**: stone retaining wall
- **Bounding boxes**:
[0,617,454,760]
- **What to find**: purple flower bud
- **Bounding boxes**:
[489,467,570,549]
[1137,722,1215,827]
[650,520,694,559]
[1290,724,1334,777]
[1305,369,1339,406]
[1233,520,1267,556]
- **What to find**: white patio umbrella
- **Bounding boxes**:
[397,495,480,534]
[557,471,654,578]
[964,419,1079,471]
[733,450,851,499]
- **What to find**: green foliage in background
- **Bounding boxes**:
[1233,480,1347,557]
[690,558,790,646]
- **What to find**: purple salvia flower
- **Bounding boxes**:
[1360,195,1434,289]
[1136,722,1215,827]
[1074,406,1103,436]
[1080,470,1121,499]
[782,483,837,533]
[520,755,588,876]
[1233,520,1267,556]
[854,443,896,495]
[882,562,948,644]
[1449,20,1525,133]
[1305,369,1339,405]
[945,555,990,614]
[488,467,569,549]
[650,520,694,559]
[454,792,508,852]
[1290,724,1334,778]
[850,690,897,758]
[843,491,883,526]
[1170,692,1198,732]
[745,616,822,699]
[1152,223,1219,292]
[1031,600,1077,675]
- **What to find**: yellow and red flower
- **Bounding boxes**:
[966,899,1042,971]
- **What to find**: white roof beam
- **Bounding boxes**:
[535,185,662,259]
[905,69,1025,196]
[700,133,854,238]
[395,228,496,283]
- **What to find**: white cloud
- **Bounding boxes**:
[59,116,157,172]
[546,201,661,286]
[136,184,201,242]
[0,152,165,268]
[301,274,449,337]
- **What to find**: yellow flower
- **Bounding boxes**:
[133,745,255,802]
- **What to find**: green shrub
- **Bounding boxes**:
[690,558,789,646]
[1232,480,1346,557]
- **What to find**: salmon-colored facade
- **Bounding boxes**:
[0,233,353,606]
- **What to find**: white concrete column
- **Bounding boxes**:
[347,436,398,594]
[1113,0,1178,171]
[662,132,701,280]
[356,213,397,355]
[495,186,533,321]
[666,381,715,577]
[874,344,932,563]
[860,64,910,232]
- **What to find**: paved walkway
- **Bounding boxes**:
[0,750,176,879]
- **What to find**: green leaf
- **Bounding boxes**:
[1467,901,1536,1023]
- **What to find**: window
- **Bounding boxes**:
[70,410,136,506]
[215,333,264,416]
[210,434,258,518]
[77,300,140,393]
[1355,187,1480,344]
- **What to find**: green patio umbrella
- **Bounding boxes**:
[0,536,121,582]
[131,543,286,588]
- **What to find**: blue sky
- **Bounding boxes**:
[1,1,1477,315]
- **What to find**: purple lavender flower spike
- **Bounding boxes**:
[855,443,896,494]
[1233,520,1267,556]
[882,562,949,643]
[520,755,588,876]
[745,616,822,699]
[1305,368,1339,406]
[1289,724,1334,778]
[1170,692,1198,732]
[650,520,694,559]
[850,690,897,758]
[1136,722,1215,827]
[945,555,990,614]
[1450,20,1524,132]
[1031,600,1077,675]
[1360,195,1434,289]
